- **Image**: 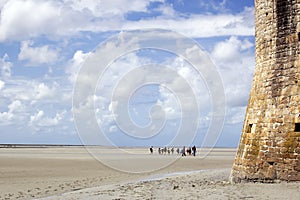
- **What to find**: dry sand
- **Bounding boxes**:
[0,146,299,200]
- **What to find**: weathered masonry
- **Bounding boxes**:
[230,0,300,182]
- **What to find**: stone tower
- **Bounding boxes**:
[230,0,300,182]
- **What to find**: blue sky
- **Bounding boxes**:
[0,0,255,147]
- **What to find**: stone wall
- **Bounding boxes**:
[230,0,300,182]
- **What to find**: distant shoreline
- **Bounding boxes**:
[0,144,85,148]
[0,144,237,149]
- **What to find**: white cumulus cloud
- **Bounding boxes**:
[0,1,254,42]
[0,111,13,122]
[66,50,91,83]
[0,80,4,90]
[0,54,12,78]
[212,36,254,63]
[34,82,56,100]
[8,100,24,113]
[123,7,254,38]
[210,36,255,124]
[18,40,59,65]
[30,110,66,127]
[0,0,61,41]
[0,100,25,125]
[67,0,153,17]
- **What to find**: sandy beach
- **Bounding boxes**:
[0,146,299,200]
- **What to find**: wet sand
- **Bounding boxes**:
[0,146,299,199]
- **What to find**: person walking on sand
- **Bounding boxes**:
[150,146,153,154]
[187,147,191,155]
[192,145,196,156]
[182,146,186,156]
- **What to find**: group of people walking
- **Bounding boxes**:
[149,146,197,156]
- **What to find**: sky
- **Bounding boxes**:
[0,0,255,147]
